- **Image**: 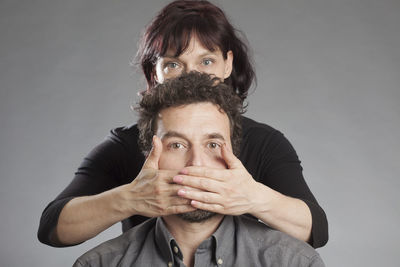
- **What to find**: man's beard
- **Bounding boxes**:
[177,210,216,222]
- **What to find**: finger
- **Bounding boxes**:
[157,169,180,183]
[190,201,224,213]
[179,166,226,181]
[142,135,162,170]
[165,205,197,214]
[153,183,190,195]
[177,189,221,204]
[173,175,221,192]
[168,196,192,206]
[221,143,242,169]
[155,183,201,197]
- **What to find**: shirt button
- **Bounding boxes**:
[173,246,179,254]
[168,261,173,267]
[217,258,223,265]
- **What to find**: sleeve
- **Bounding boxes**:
[72,259,85,267]
[37,127,145,247]
[243,127,328,248]
[309,255,326,267]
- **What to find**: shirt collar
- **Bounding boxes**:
[155,217,176,263]
[210,215,235,264]
[154,216,235,265]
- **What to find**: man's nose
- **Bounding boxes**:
[187,147,205,167]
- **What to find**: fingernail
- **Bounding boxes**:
[179,168,188,175]
[178,189,186,195]
[173,176,183,183]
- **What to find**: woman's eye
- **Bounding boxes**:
[165,62,179,69]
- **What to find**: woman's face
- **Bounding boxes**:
[154,37,233,84]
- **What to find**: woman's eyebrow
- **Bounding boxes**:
[162,50,219,59]
[162,53,177,58]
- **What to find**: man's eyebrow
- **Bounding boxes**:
[161,131,225,141]
[206,133,225,141]
[161,131,189,141]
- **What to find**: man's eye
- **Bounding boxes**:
[170,143,184,149]
[207,142,220,149]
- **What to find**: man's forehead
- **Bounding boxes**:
[156,103,230,141]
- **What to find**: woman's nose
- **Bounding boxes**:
[185,64,199,73]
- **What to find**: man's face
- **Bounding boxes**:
[156,102,232,222]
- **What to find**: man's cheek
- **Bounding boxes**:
[211,155,228,169]
[159,153,186,170]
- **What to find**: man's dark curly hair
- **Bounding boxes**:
[136,72,245,156]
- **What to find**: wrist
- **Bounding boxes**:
[249,182,283,217]
[105,184,137,220]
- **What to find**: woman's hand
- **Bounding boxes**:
[55,136,197,246]
[119,136,197,217]
[172,144,270,215]
[171,143,312,243]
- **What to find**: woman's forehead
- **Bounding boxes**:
[161,33,221,58]
[163,38,222,58]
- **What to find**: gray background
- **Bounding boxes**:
[1,0,399,266]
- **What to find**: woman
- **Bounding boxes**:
[38,0,328,248]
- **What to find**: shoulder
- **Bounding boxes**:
[106,124,144,166]
[241,116,277,135]
[80,124,144,179]
[239,116,300,173]
[74,218,157,267]
[109,124,139,146]
[86,124,140,159]
[235,216,324,266]
[241,116,290,148]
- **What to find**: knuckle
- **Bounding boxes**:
[157,204,167,213]
[154,198,163,208]
[199,179,208,189]
[214,205,223,212]
[173,206,185,214]
[155,197,163,204]
[153,185,162,195]
[223,171,231,180]
[223,184,235,194]
[168,207,176,214]
[154,172,162,180]
[148,169,158,177]
[202,195,210,203]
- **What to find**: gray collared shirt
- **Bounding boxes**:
[74,216,325,267]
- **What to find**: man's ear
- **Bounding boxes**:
[224,50,234,79]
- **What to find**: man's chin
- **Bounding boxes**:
[177,210,217,223]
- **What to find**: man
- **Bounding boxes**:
[73,73,324,267]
